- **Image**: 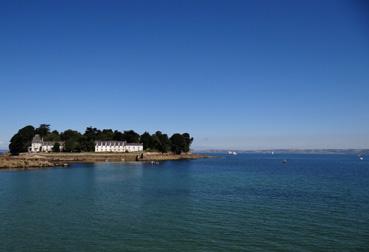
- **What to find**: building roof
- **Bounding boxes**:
[32,134,42,143]
[95,140,126,145]
[94,141,142,146]
[125,143,143,146]
[43,141,65,146]
[32,135,64,145]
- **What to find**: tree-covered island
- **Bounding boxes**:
[9,124,193,155]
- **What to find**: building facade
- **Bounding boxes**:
[29,134,64,152]
[95,141,143,152]
[125,143,144,152]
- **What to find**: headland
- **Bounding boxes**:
[0,152,210,170]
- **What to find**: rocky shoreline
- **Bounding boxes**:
[0,152,210,170]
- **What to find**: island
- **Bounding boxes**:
[1,124,209,169]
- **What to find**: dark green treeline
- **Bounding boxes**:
[9,124,193,155]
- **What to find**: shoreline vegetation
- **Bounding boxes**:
[0,152,210,170]
[2,124,209,169]
[9,124,194,155]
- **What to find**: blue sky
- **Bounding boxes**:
[1,0,369,150]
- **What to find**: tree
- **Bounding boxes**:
[81,127,100,152]
[35,124,50,137]
[52,142,60,152]
[79,136,95,152]
[152,131,171,153]
[113,130,125,141]
[44,130,61,141]
[84,127,100,140]
[8,124,194,154]
[170,133,186,154]
[64,140,80,152]
[9,125,35,155]
[140,132,153,150]
[97,129,114,140]
[123,130,140,143]
[61,130,82,152]
[182,133,193,153]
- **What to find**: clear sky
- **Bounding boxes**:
[1,0,369,150]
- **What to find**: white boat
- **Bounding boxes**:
[359,157,364,161]
[228,151,238,155]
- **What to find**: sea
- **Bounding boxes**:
[0,153,368,251]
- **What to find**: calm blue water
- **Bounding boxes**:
[1,154,369,251]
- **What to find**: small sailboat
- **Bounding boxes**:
[271,151,274,155]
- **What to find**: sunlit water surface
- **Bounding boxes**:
[1,154,368,251]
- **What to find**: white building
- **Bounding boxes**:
[125,143,144,152]
[94,141,125,152]
[95,141,143,152]
[29,134,64,152]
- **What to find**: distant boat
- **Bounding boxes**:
[271,151,274,155]
[359,157,364,161]
[228,151,238,155]
[282,159,288,164]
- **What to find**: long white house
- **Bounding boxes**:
[29,134,64,152]
[95,141,143,153]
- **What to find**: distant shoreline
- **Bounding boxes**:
[197,149,369,155]
[0,152,211,170]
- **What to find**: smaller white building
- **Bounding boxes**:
[95,141,143,152]
[30,134,43,152]
[125,143,144,152]
[41,141,62,152]
[29,134,64,152]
